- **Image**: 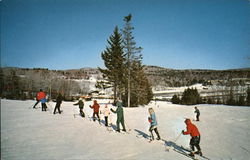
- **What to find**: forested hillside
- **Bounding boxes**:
[1,66,249,100]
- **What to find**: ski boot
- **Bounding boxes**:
[195,150,203,156]
[188,152,195,157]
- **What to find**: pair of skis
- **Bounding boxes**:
[173,146,210,160]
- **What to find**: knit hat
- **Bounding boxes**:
[185,119,191,124]
[116,101,122,107]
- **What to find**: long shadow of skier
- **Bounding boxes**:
[134,129,189,153]
[99,119,117,130]
[134,129,151,139]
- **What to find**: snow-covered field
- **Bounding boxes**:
[1,99,250,160]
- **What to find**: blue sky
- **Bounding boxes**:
[1,0,250,70]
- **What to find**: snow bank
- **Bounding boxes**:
[1,99,250,160]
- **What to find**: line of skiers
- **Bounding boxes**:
[33,90,202,157]
[73,98,126,132]
[33,89,63,114]
[72,98,202,157]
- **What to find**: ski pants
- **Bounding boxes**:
[116,117,125,131]
[196,113,200,121]
[149,126,161,140]
[104,116,108,126]
[80,109,85,117]
[53,103,61,114]
[33,100,40,108]
[190,136,201,152]
[93,112,100,122]
[42,103,47,111]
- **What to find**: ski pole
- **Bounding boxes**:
[173,132,182,143]
[28,101,37,109]
[28,103,34,109]
[46,102,53,113]
[125,121,131,131]
[165,132,182,152]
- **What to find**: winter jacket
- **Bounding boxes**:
[40,98,46,103]
[183,119,200,137]
[56,94,63,104]
[111,102,124,120]
[149,113,157,127]
[37,91,46,101]
[90,100,100,113]
[102,106,110,117]
[194,109,200,115]
[74,100,84,109]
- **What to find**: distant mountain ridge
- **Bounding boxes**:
[1,65,250,89]
[1,66,249,100]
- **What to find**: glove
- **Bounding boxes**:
[148,117,152,123]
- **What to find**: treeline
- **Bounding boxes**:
[172,88,250,106]
[145,66,250,89]
[0,67,91,100]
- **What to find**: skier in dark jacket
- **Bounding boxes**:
[194,106,200,121]
[74,98,85,117]
[53,93,63,114]
[182,118,202,157]
[111,101,126,132]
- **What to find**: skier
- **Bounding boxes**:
[33,91,41,109]
[74,98,85,117]
[194,106,200,121]
[37,89,47,111]
[101,104,111,126]
[111,101,126,132]
[182,118,202,157]
[148,108,161,141]
[53,93,63,114]
[89,100,100,122]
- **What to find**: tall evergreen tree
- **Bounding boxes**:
[122,60,153,107]
[122,14,145,107]
[99,26,125,103]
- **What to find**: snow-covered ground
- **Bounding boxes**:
[1,99,250,160]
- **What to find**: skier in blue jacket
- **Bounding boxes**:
[148,108,161,141]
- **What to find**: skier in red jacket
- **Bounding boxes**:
[89,100,100,123]
[37,90,47,111]
[33,93,40,109]
[182,118,202,157]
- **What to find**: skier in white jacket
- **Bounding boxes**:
[102,104,111,126]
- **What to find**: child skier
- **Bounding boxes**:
[89,100,100,122]
[53,93,63,114]
[74,98,85,117]
[110,101,126,132]
[37,89,47,111]
[182,118,202,157]
[102,104,111,126]
[148,108,161,141]
[194,106,200,121]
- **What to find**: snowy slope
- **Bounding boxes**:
[1,99,250,160]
